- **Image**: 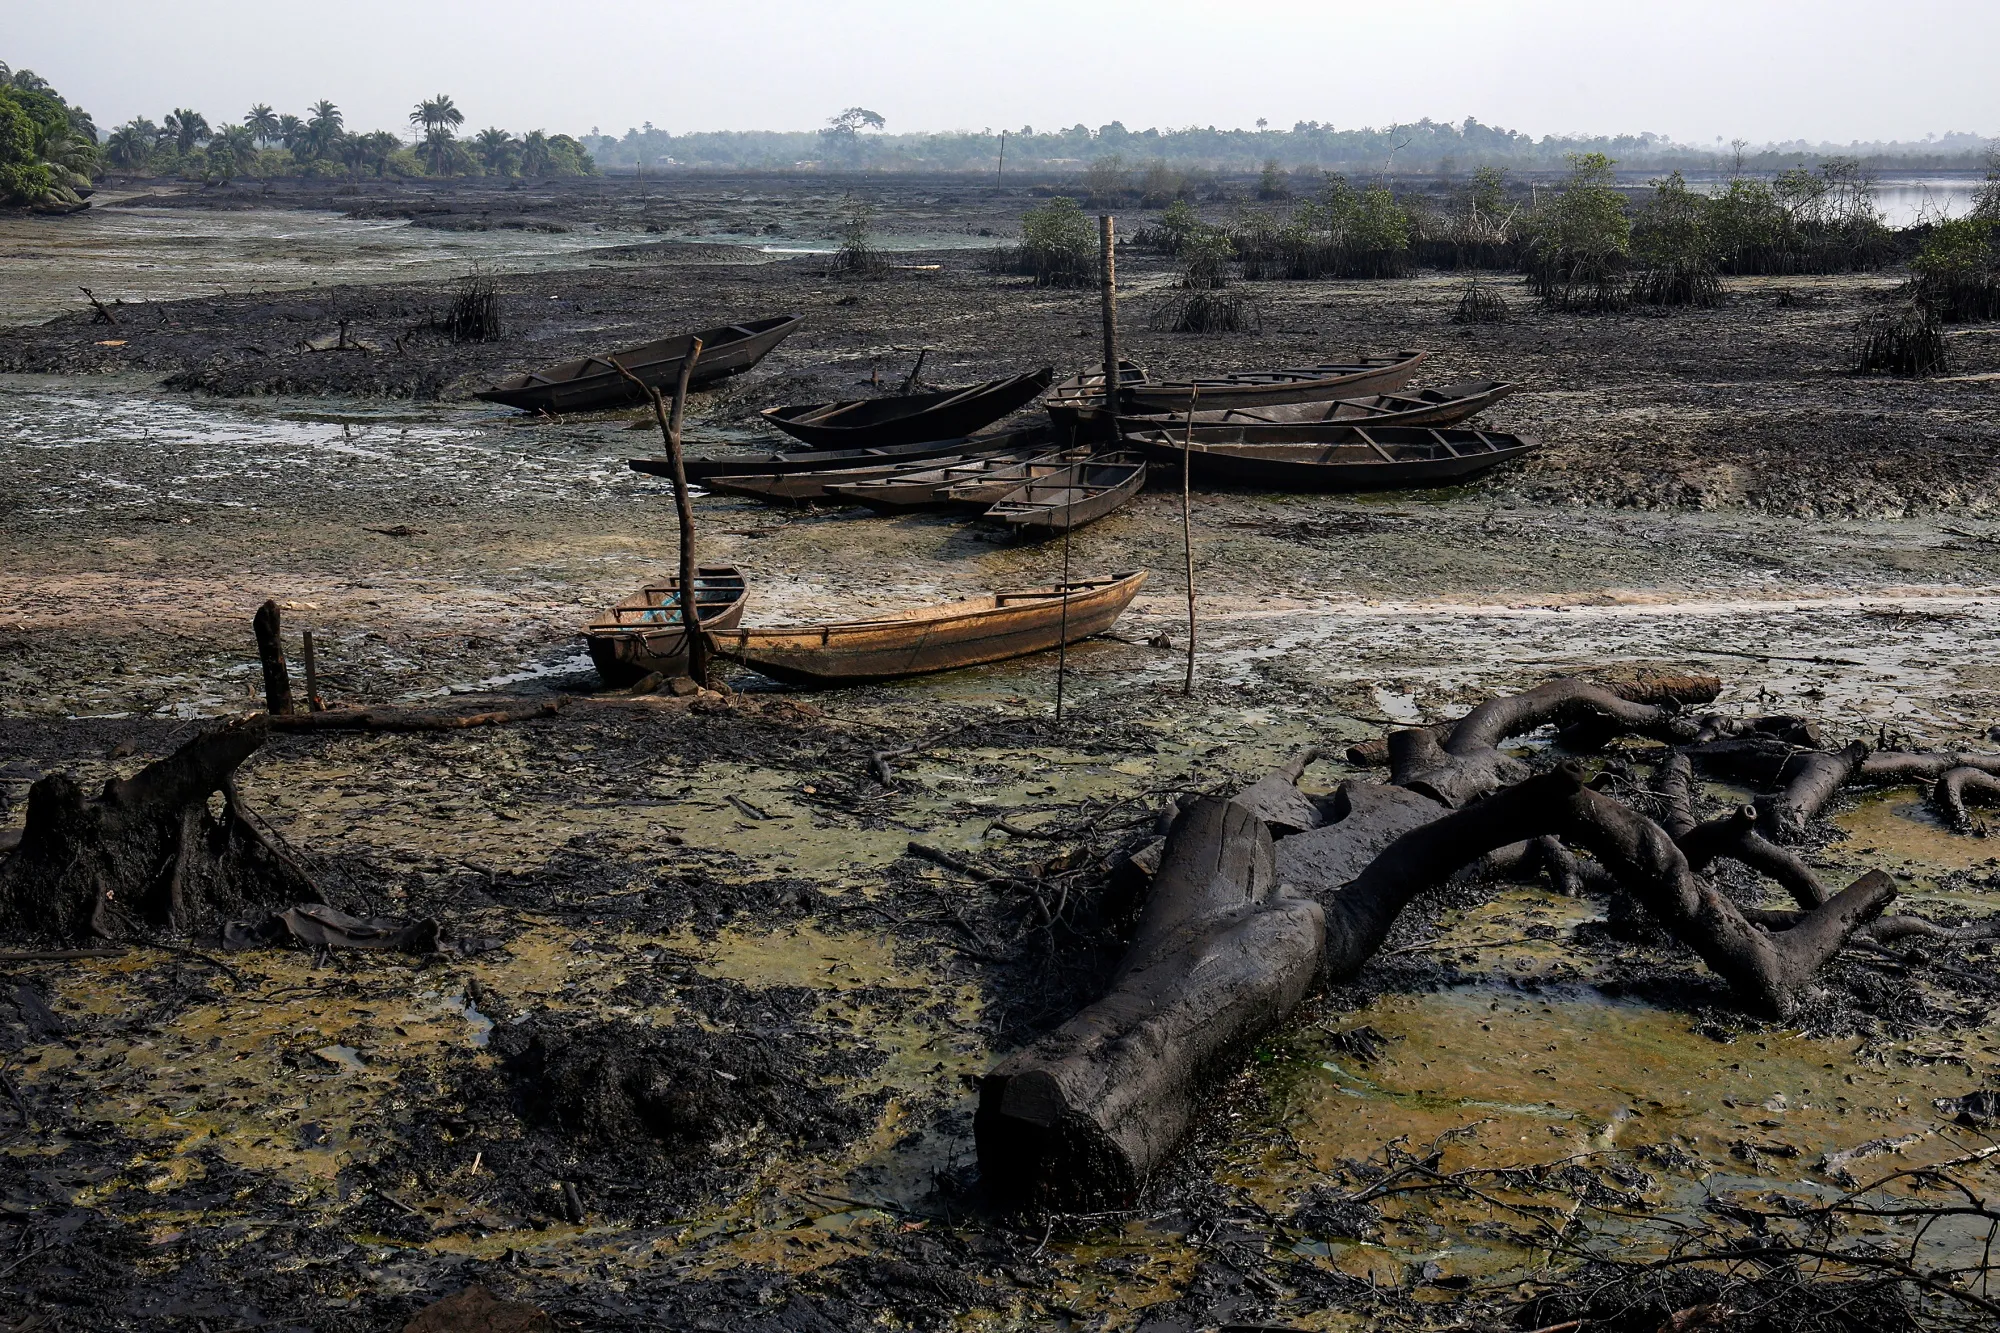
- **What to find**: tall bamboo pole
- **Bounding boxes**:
[1099,214,1119,431]
[1182,386,1198,695]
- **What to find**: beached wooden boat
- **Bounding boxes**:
[981,452,1148,535]
[1123,425,1539,491]
[703,442,1052,504]
[1045,351,1428,431]
[584,566,748,686]
[711,571,1146,687]
[827,446,1095,511]
[476,315,803,413]
[639,424,1055,485]
[1117,379,1515,434]
[761,368,1054,449]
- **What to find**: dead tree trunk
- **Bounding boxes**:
[0,718,315,944]
[253,599,294,716]
[977,792,1324,1209]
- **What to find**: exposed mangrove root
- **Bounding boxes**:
[1322,765,1893,1016]
[0,718,316,944]
[1935,766,2000,832]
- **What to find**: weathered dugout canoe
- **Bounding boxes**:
[711,571,1147,687]
[1124,425,1540,490]
[639,424,1056,485]
[827,446,1095,512]
[981,452,1148,535]
[475,315,803,413]
[1045,351,1428,431]
[583,566,748,686]
[760,368,1054,449]
[703,442,1051,504]
[1117,379,1515,434]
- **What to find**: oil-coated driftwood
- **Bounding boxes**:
[977,789,1325,1209]
[1323,765,1895,1016]
[0,718,314,944]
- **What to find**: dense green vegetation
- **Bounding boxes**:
[0,64,99,206]
[94,90,592,183]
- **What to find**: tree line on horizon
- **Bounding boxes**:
[96,93,595,185]
[581,112,1999,177]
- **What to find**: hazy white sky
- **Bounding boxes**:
[9,0,1995,145]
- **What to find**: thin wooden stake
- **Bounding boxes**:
[302,628,323,712]
[1055,432,1073,723]
[1182,386,1198,695]
[252,599,294,716]
[615,338,709,686]
[1099,214,1119,433]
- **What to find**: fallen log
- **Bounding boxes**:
[1346,673,1721,766]
[0,718,315,943]
[976,791,1324,1209]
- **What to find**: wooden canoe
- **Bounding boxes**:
[1045,351,1429,430]
[981,452,1149,535]
[641,424,1056,485]
[827,445,1095,512]
[1117,379,1515,434]
[584,565,748,686]
[475,315,803,413]
[761,368,1054,449]
[1123,425,1540,491]
[703,442,1052,503]
[711,571,1146,687]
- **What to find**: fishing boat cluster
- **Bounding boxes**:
[475,317,1531,693]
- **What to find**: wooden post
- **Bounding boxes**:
[302,629,323,712]
[1099,214,1119,428]
[616,339,709,686]
[997,131,1006,179]
[1182,387,1198,695]
[253,600,294,716]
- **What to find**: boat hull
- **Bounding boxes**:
[1128,427,1540,491]
[713,571,1146,687]
[584,565,747,686]
[762,369,1053,449]
[476,316,803,414]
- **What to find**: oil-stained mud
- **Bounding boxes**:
[9,177,2000,1330]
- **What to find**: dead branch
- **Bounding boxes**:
[1933,765,2000,831]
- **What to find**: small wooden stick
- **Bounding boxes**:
[1099,215,1119,430]
[253,599,294,716]
[80,286,117,325]
[301,628,323,712]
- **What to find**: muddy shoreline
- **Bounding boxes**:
[7,177,2000,1331]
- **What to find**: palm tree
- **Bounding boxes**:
[165,109,210,157]
[520,129,551,177]
[410,94,463,138]
[106,121,156,169]
[244,104,279,146]
[208,125,257,181]
[473,127,517,176]
[277,115,305,152]
[360,129,401,178]
[301,100,342,159]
